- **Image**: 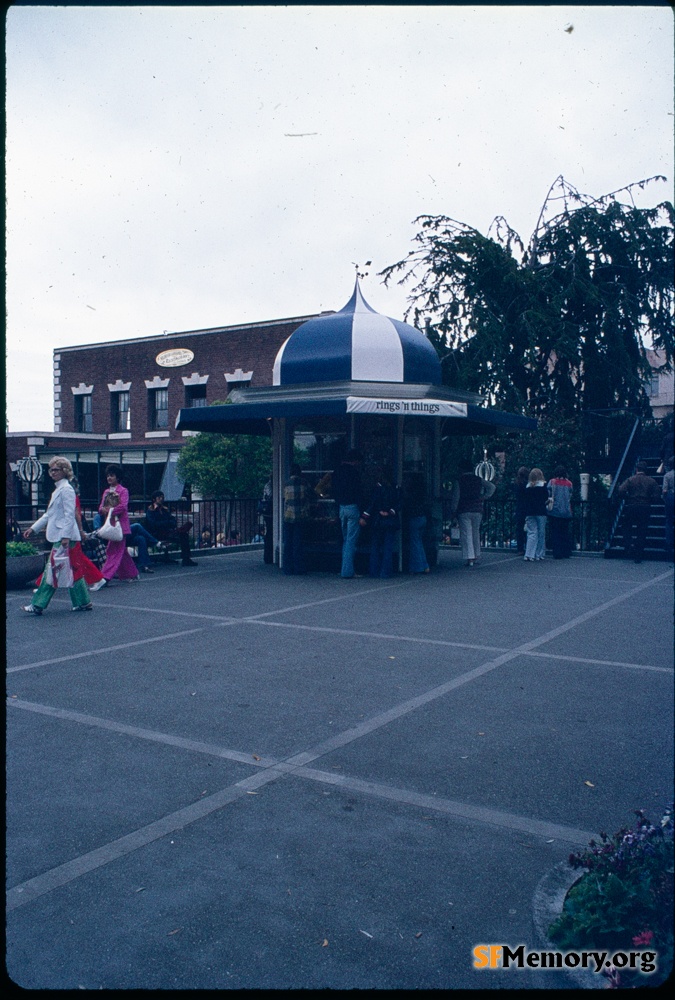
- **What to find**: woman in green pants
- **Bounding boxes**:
[21,456,92,615]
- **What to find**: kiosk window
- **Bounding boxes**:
[293,431,346,473]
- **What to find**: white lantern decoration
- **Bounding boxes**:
[475,449,495,482]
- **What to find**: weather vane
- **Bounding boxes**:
[352,261,372,280]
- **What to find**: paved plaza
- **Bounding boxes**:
[6,548,674,990]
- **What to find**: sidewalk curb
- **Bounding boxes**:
[531,861,604,989]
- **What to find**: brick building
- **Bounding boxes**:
[7,312,325,507]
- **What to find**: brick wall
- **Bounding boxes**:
[56,316,318,444]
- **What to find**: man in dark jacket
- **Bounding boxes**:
[330,449,365,578]
[618,463,660,563]
[361,467,401,579]
[145,491,197,567]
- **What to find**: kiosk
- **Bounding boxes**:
[177,280,536,570]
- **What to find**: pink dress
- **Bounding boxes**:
[99,483,139,581]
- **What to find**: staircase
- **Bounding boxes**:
[604,456,669,561]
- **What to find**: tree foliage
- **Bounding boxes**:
[381,176,674,426]
[177,429,271,499]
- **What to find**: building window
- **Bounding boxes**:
[111,391,130,432]
[149,388,169,429]
[75,394,93,433]
[185,384,207,407]
[647,375,660,398]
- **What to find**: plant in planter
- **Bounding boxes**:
[6,540,47,590]
[549,805,673,988]
[6,541,41,558]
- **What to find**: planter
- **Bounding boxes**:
[6,553,47,590]
[532,861,605,989]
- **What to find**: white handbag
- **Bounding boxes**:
[97,507,123,542]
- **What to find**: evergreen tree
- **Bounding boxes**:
[381,176,674,425]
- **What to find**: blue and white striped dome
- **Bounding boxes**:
[273,280,442,386]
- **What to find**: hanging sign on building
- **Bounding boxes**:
[156,348,194,368]
[346,396,467,417]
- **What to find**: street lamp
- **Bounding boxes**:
[16,456,43,516]
[16,457,43,486]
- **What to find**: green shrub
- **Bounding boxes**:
[549,806,673,986]
[5,541,40,557]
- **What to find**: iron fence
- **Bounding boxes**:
[440,498,612,553]
[9,497,611,554]
[6,498,264,551]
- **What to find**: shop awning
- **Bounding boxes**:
[176,382,536,436]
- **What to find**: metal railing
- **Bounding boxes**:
[607,417,641,501]
[6,498,264,550]
[7,496,613,554]
[440,498,612,553]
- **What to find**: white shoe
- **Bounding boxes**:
[90,579,107,592]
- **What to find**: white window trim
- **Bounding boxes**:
[224,368,253,383]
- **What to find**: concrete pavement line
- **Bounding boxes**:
[282,567,674,767]
[524,651,674,674]
[7,627,213,673]
[5,769,283,913]
[84,602,241,622]
[289,766,595,846]
[244,620,672,673]
[241,578,416,620]
[6,699,281,768]
[245,619,508,653]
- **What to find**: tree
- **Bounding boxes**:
[381,176,674,451]
[177,429,271,499]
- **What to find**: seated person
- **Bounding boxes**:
[129,521,161,574]
[144,491,197,567]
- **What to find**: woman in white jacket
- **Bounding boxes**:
[21,456,93,615]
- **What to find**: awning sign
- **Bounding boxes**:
[346,396,467,417]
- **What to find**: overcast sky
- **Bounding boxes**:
[6,3,673,432]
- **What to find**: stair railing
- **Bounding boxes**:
[605,416,641,552]
[607,417,641,501]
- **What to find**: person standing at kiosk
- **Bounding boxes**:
[361,467,401,579]
[331,449,365,579]
[283,464,311,574]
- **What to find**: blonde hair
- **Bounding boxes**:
[528,468,544,484]
[48,456,74,480]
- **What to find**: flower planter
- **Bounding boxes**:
[532,861,605,989]
[6,553,47,590]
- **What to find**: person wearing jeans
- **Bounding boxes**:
[145,491,197,567]
[129,522,161,573]
[404,472,430,574]
[361,469,401,579]
[523,467,548,561]
[330,449,365,579]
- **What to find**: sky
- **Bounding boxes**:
[5,3,674,432]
